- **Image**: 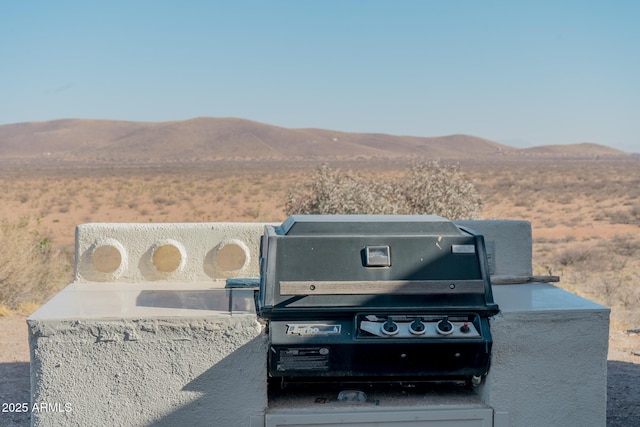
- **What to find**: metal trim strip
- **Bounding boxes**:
[280,280,486,295]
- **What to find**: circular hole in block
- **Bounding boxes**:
[92,244,122,274]
[215,242,247,272]
[152,244,183,273]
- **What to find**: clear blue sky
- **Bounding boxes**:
[2,1,639,152]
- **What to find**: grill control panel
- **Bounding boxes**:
[357,314,481,339]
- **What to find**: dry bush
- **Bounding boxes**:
[557,247,597,267]
[0,218,72,313]
[534,235,640,327]
[607,234,640,257]
[285,162,483,219]
[402,162,483,218]
[285,164,398,215]
[606,205,640,225]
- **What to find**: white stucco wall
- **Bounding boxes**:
[29,314,266,427]
[488,284,609,426]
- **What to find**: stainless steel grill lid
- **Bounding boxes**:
[258,215,498,318]
[257,215,499,383]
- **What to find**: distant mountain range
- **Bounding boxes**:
[0,117,627,164]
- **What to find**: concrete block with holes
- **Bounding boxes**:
[28,222,271,427]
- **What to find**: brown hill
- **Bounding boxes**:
[0,117,626,164]
[521,142,625,157]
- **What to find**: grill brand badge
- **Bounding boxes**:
[286,324,342,336]
[451,244,476,254]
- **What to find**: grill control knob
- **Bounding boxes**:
[380,318,399,336]
[409,317,426,335]
[436,316,454,336]
[460,322,471,333]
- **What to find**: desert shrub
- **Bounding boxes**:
[606,234,640,257]
[285,164,396,215]
[605,206,640,225]
[557,247,598,267]
[0,218,72,312]
[285,162,483,219]
[153,196,176,206]
[400,162,483,218]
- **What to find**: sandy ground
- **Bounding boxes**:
[1,315,639,426]
[0,317,30,427]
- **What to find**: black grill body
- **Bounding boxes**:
[258,215,499,384]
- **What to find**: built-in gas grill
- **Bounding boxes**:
[257,215,499,387]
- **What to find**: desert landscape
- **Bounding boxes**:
[1,118,639,425]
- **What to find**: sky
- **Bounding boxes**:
[1,1,639,152]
